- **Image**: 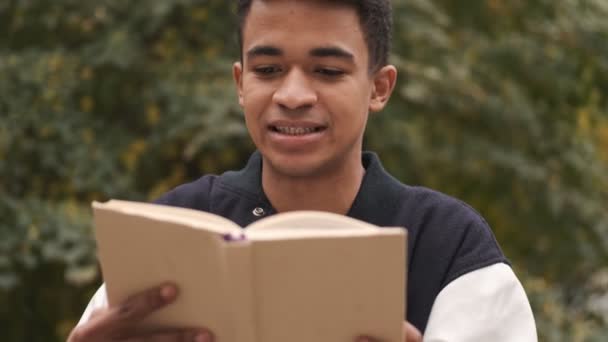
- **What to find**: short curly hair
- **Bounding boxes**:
[236,0,393,72]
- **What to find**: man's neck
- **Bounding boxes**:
[261,156,365,215]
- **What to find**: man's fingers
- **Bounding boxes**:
[355,337,374,342]
[404,321,422,342]
[68,283,217,342]
[74,283,179,339]
[355,321,422,342]
[111,283,178,325]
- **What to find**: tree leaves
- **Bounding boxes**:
[1,0,607,340]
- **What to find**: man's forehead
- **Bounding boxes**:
[240,0,368,66]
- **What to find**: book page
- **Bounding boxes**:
[221,242,257,342]
[250,230,406,342]
[95,200,242,235]
[245,211,381,240]
[93,201,244,341]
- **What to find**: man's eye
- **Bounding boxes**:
[316,68,345,77]
[254,66,280,75]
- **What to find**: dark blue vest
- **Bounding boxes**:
[155,151,507,332]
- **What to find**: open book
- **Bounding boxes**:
[93,200,407,342]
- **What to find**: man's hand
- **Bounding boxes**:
[357,321,422,342]
[67,283,213,342]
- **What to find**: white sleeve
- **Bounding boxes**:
[77,284,109,326]
[423,263,537,342]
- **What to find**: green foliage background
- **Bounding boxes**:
[1,0,607,340]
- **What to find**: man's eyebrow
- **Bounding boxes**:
[310,47,354,60]
[245,45,355,61]
[246,45,283,59]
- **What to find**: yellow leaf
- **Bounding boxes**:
[53,101,64,112]
[192,8,209,22]
[57,319,79,341]
[81,19,95,33]
[28,224,40,241]
[80,66,94,80]
[221,148,238,165]
[576,107,590,135]
[204,46,219,59]
[121,139,148,171]
[148,165,186,200]
[94,6,108,21]
[64,200,81,221]
[48,54,63,72]
[487,0,506,13]
[146,104,161,126]
[80,96,94,113]
[81,128,94,144]
[39,126,53,138]
[596,120,608,162]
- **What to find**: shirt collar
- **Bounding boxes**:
[219,150,407,224]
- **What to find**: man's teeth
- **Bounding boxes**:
[274,126,319,135]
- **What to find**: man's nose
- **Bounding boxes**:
[272,69,317,110]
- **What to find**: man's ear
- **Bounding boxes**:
[369,65,397,113]
[233,62,244,107]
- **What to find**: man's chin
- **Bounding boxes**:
[262,155,330,179]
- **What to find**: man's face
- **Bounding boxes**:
[234,0,394,179]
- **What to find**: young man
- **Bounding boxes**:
[69,1,537,341]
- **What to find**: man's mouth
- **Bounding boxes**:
[270,125,326,136]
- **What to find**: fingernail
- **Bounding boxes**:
[194,331,212,342]
[160,284,177,300]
